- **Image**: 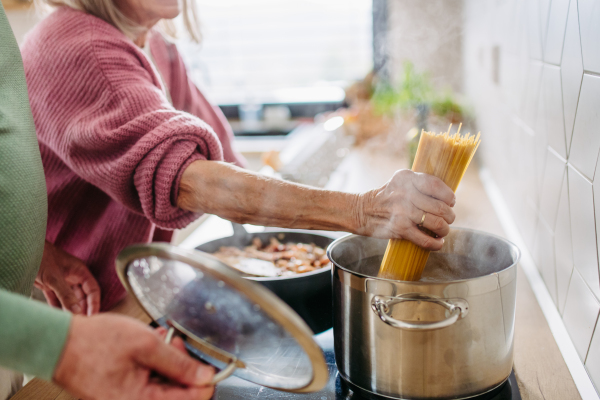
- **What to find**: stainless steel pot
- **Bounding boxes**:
[327,228,520,400]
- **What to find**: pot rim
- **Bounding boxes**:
[327,227,521,285]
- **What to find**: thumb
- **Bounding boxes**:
[136,338,216,387]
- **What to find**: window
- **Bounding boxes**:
[177,0,373,106]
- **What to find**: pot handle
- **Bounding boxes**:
[371,294,469,331]
[164,325,237,384]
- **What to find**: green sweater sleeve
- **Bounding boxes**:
[0,3,72,381]
[0,0,48,295]
[0,290,72,380]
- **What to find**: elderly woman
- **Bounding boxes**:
[22,0,456,313]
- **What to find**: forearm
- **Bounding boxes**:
[177,160,362,232]
[0,289,71,380]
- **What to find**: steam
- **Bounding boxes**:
[331,229,516,282]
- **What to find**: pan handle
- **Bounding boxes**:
[231,222,250,238]
[371,294,468,331]
[164,325,237,384]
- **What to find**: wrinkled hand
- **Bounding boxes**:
[357,170,456,250]
[54,314,216,400]
[35,241,101,316]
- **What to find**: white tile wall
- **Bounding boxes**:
[569,74,600,181]
[544,0,570,65]
[539,65,567,158]
[521,61,544,130]
[534,117,549,195]
[526,0,546,61]
[563,269,600,361]
[560,0,584,156]
[535,218,558,302]
[539,148,566,228]
[568,166,600,300]
[555,172,574,314]
[463,0,600,393]
[578,0,600,73]
[586,319,600,392]
[592,161,600,298]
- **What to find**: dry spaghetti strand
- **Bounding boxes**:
[378,125,481,281]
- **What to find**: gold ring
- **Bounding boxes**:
[419,212,426,226]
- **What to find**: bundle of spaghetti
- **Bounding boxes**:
[378,125,481,281]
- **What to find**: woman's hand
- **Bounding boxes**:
[357,170,456,250]
[54,314,216,400]
[35,241,101,316]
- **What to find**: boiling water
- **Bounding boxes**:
[348,252,497,282]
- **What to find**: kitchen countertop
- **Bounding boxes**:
[11,146,581,400]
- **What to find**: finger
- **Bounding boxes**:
[47,277,83,314]
[42,288,62,309]
[412,173,455,206]
[71,285,88,316]
[407,205,450,238]
[136,337,216,387]
[420,213,450,238]
[403,226,444,251]
[171,336,189,354]
[410,191,455,224]
[153,328,189,354]
[79,273,101,316]
[144,383,215,400]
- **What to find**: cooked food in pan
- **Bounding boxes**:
[212,237,330,277]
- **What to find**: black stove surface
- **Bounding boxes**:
[213,329,521,400]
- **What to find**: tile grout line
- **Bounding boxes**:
[479,167,600,400]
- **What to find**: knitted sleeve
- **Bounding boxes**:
[26,21,225,229]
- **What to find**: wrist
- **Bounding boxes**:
[353,191,375,236]
[53,315,81,386]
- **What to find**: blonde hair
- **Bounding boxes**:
[37,0,201,43]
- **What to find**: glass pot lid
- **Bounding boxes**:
[116,243,328,392]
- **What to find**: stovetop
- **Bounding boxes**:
[213,329,521,400]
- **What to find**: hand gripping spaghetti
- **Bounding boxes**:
[378,125,481,281]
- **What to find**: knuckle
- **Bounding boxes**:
[421,236,433,248]
[433,217,445,231]
[436,202,446,216]
[174,354,194,376]
[400,217,413,230]
[396,169,413,185]
[433,179,444,193]
[139,334,159,353]
[421,236,441,250]
[448,211,456,224]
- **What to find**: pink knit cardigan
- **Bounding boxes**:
[22,7,244,311]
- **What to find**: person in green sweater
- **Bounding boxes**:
[0,4,215,399]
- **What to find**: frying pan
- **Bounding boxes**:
[195,223,335,334]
